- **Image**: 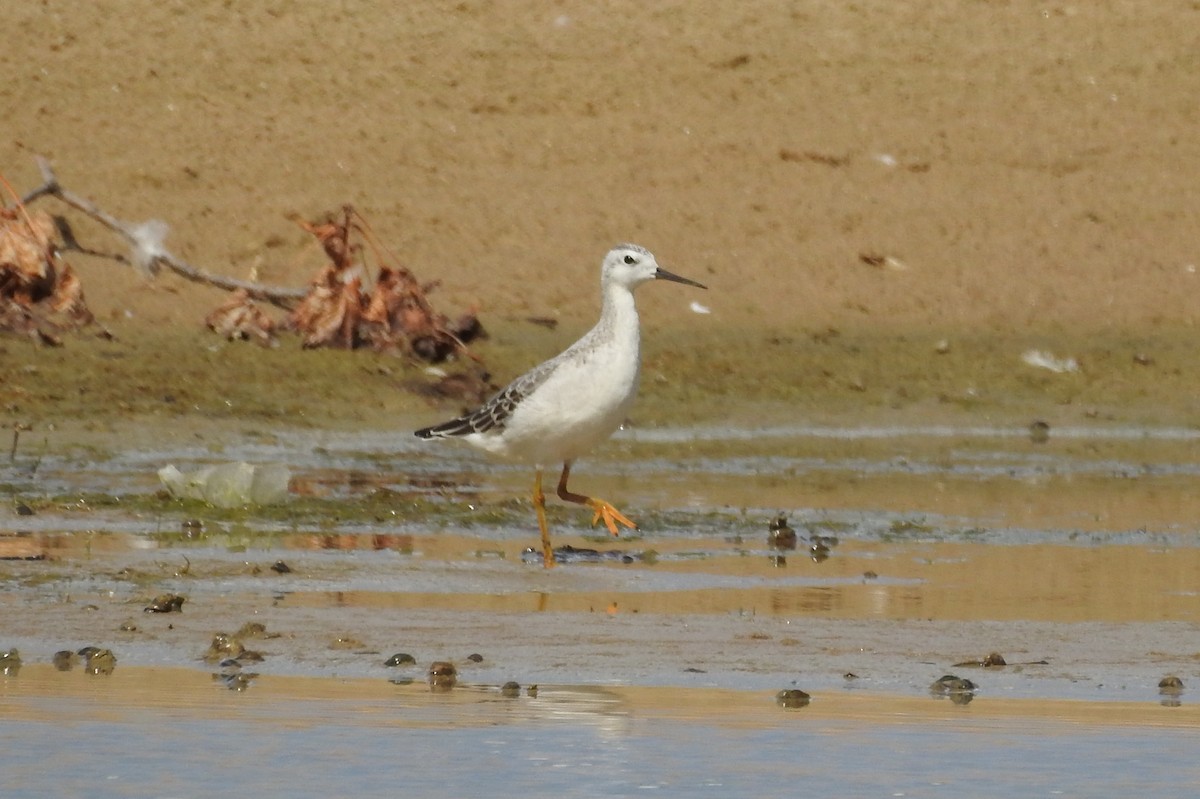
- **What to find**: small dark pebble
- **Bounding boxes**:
[1,648,22,676]
[466,653,484,663]
[862,571,878,580]
[953,652,1007,668]
[270,560,291,574]
[235,621,272,640]
[775,689,811,709]
[385,653,417,667]
[330,636,364,650]
[1159,675,1185,694]
[683,667,707,674]
[203,633,244,662]
[181,519,204,534]
[527,684,539,698]
[428,661,458,691]
[84,648,117,676]
[1029,420,1051,444]
[501,681,521,698]
[53,650,79,671]
[15,503,34,516]
[119,621,138,632]
[144,593,186,613]
[930,674,977,695]
[768,515,797,550]
[843,672,859,681]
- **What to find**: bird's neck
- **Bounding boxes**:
[595,282,640,346]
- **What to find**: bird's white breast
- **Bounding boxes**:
[482,294,641,465]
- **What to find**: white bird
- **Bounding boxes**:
[415,243,707,567]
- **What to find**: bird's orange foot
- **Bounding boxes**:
[587,499,637,536]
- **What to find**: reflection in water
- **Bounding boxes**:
[301,533,414,553]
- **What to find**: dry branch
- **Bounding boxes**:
[21,156,306,308]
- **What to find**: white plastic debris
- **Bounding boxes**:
[1021,349,1079,374]
[158,462,291,508]
[689,300,711,314]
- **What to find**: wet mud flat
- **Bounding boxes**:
[2,419,1199,795]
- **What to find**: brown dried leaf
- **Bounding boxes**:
[1,206,95,341]
[0,208,55,284]
[289,266,363,349]
[206,288,276,346]
[45,263,95,324]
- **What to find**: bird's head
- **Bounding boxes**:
[602,243,707,291]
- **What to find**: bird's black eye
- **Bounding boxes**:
[623,254,637,265]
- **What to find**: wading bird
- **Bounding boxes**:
[415,244,706,567]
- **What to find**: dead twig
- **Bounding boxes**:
[21,156,306,309]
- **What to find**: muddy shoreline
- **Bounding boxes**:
[3,419,1197,707]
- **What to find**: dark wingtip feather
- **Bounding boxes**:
[414,416,477,439]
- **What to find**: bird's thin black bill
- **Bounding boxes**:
[655,267,707,290]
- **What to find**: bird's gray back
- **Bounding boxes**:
[414,355,560,439]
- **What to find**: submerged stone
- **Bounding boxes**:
[84,648,117,675]
[775,688,811,709]
[144,594,186,613]
[930,674,977,696]
[953,652,1007,668]
[203,633,244,662]
[385,653,417,667]
[1158,675,1185,695]
[768,515,797,550]
[235,622,271,640]
[1,648,22,676]
[428,661,457,691]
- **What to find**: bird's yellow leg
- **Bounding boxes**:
[532,468,555,568]
[556,462,637,536]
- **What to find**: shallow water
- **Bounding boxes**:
[1,420,1198,794]
[2,666,1198,799]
